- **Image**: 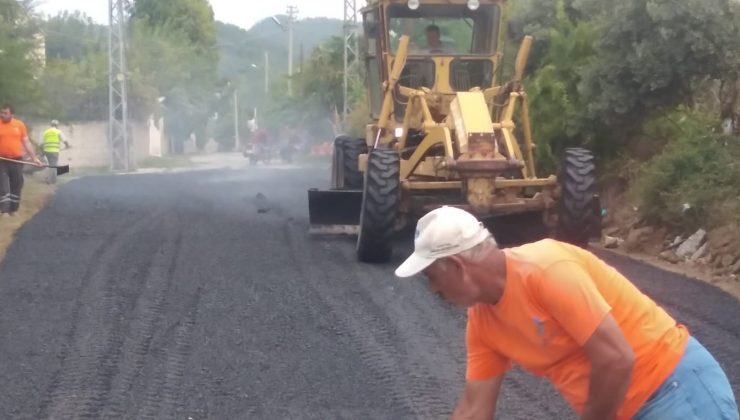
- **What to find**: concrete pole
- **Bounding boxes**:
[265,51,270,95]
[286,5,298,97]
[234,90,239,152]
[288,19,294,96]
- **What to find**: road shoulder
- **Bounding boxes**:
[0,175,56,264]
[593,243,740,301]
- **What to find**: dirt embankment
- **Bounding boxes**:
[599,186,740,300]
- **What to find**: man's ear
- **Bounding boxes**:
[446,255,466,275]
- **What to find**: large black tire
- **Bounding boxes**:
[356,149,401,263]
[334,136,367,190]
[556,148,601,248]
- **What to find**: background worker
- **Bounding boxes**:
[395,206,738,420]
[41,119,70,184]
[0,104,43,215]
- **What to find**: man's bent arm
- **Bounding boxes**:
[452,376,504,420]
[581,314,635,420]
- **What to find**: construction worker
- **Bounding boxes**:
[41,120,69,184]
[409,24,456,55]
[395,206,739,420]
[424,24,455,54]
[0,104,43,215]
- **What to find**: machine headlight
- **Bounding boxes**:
[394,127,405,138]
[467,0,480,10]
[408,0,420,10]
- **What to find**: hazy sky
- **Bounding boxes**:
[36,1,346,30]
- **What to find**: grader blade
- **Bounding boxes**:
[307,189,362,235]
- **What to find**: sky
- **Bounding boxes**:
[36,0,346,30]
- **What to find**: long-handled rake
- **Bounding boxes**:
[0,156,70,176]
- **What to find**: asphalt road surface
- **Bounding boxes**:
[0,161,738,419]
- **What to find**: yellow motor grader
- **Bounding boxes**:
[308,0,601,263]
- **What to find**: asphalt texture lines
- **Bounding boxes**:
[0,166,737,419]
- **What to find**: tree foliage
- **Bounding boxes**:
[260,35,365,143]
[525,1,598,172]
[132,0,217,50]
[514,0,740,170]
[635,109,740,231]
[39,12,108,121]
[129,0,220,151]
[0,0,42,111]
[578,0,740,128]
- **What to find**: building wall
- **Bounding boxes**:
[27,120,165,169]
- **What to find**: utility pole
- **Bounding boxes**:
[234,90,239,151]
[343,0,360,121]
[265,51,270,95]
[108,0,132,171]
[286,5,299,96]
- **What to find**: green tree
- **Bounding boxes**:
[578,0,740,129]
[262,35,365,143]
[43,11,106,60]
[130,0,220,151]
[526,0,598,171]
[132,0,217,50]
[39,12,108,121]
[0,0,42,112]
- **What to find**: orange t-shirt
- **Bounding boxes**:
[0,118,28,158]
[466,239,689,420]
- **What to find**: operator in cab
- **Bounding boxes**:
[411,24,456,54]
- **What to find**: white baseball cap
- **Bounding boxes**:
[395,206,493,278]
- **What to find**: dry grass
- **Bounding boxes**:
[0,175,56,264]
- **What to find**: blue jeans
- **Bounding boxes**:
[634,337,739,420]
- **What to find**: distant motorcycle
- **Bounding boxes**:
[243,142,268,166]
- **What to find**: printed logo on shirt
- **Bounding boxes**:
[532,316,545,337]
[532,316,554,346]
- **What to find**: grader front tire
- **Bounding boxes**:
[356,149,400,263]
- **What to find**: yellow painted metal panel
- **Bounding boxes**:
[450,91,493,154]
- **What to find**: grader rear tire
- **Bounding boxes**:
[356,149,400,263]
[556,148,600,248]
[335,136,367,190]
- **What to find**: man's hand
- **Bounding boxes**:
[452,376,504,420]
[22,137,43,167]
[581,315,635,420]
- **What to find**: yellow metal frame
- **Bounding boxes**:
[359,0,558,216]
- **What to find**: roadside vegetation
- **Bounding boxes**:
[506,0,740,283]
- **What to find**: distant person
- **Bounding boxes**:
[424,24,455,54]
[41,119,70,185]
[396,206,739,420]
[0,104,43,216]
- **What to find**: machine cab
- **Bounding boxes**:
[362,0,504,122]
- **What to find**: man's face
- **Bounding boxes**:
[0,108,12,123]
[426,30,441,48]
[423,258,478,307]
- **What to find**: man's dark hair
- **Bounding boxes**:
[1,104,13,113]
[426,24,440,34]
